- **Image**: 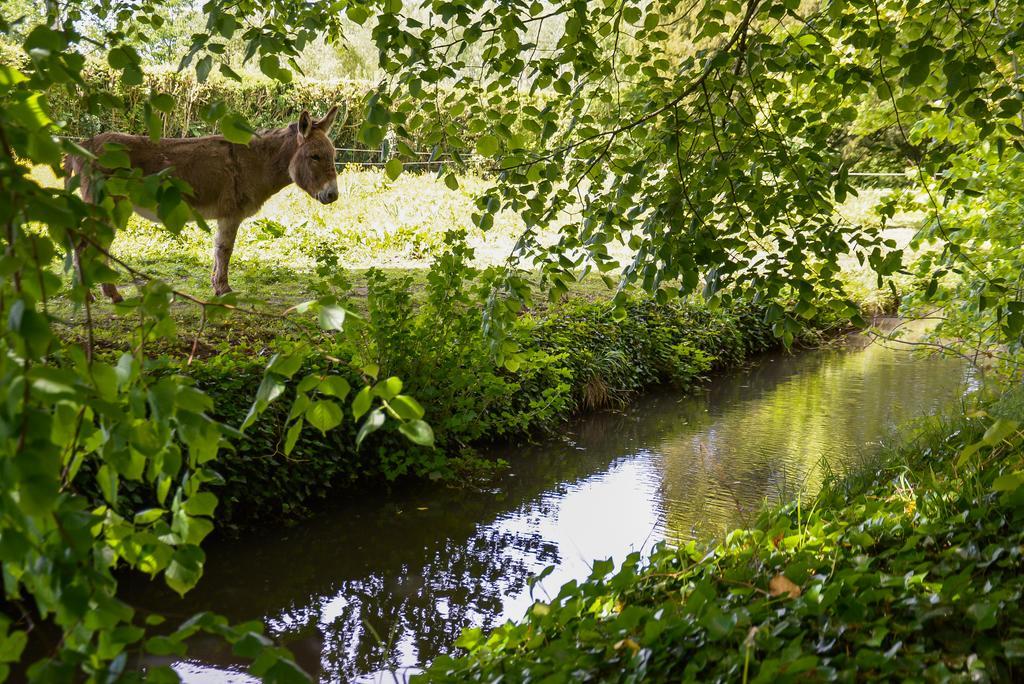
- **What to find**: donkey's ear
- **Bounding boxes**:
[297,110,313,138]
[316,105,340,132]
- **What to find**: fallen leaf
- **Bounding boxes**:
[769,574,801,599]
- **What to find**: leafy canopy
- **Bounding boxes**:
[0,0,1022,679]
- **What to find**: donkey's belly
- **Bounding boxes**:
[132,203,221,224]
[132,206,161,223]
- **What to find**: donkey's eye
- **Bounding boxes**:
[310,154,321,161]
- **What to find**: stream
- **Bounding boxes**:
[131,328,977,682]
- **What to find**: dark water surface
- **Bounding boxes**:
[132,330,975,682]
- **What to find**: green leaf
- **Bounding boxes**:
[242,374,286,430]
[267,352,305,379]
[107,46,135,70]
[25,25,67,52]
[356,409,386,449]
[306,400,343,434]
[284,419,304,455]
[701,607,735,640]
[296,375,320,393]
[195,55,213,82]
[476,135,500,157]
[360,123,385,147]
[145,636,185,657]
[184,492,218,517]
[219,112,254,144]
[992,471,1024,493]
[97,464,118,505]
[983,419,1018,446]
[318,301,347,331]
[385,158,404,180]
[165,545,205,596]
[0,629,27,663]
[319,376,350,399]
[133,509,165,525]
[373,376,403,401]
[90,362,119,401]
[0,65,28,89]
[967,601,998,630]
[19,473,59,516]
[261,659,311,684]
[1005,639,1024,659]
[151,93,175,112]
[158,198,191,234]
[232,630,273,659]
[346,5,369,23]
[390,394,425,420]
[352,386,373,421]
[398,419,434,446]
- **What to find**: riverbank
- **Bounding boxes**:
[417,386,1024,682]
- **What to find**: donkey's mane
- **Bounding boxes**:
[255,123,297,137]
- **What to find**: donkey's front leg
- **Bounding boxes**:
[211,217,241,296]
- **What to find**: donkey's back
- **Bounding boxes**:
[68,132,266,220]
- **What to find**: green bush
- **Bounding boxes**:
[181,280,778,529]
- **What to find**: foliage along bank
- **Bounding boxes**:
[417,388,1024,683]
[173,287,782,531]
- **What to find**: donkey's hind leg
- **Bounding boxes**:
[67,164,123,303]
[101,282,123,303]
[211,217,241,296]
[72,240,123,303]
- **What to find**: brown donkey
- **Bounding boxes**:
[66,107,340,300]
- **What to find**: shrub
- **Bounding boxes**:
[181,276,779,530]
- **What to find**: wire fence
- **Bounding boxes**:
[848,172,909,177]
[334,144,478,169]
[60,134,916,181]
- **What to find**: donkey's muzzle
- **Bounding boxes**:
[318,188,339,204]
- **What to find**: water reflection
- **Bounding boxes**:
[127,331,974,682]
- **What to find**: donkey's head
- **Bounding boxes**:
[289,107,340,204]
